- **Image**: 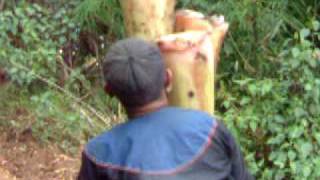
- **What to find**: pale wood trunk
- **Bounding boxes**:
[120,0,176,41]
[175,10,229,70]
[120,4,228,115]
[157,31,215,115]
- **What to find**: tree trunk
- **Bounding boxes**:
[120,0,176,40]
[175,10,229,71]
[158,31,215,115]
[156,10,228,114]
[120,5,229,115]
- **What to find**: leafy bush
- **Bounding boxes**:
[217,23,320,179]
[0,2,78,86]
[178,0,319,76]
[75,0,124,38]
[176,0,320,178]
[0,1,122,152]
[1,0,319,176]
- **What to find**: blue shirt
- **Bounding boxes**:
[78,107,253,180]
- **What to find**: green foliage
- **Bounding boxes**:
[72,1,320,177]
[0,1,123,153]
[178,0,319,76]
[30,90,90,153]
[75,0,124,38]
[216,24,320,179]
[1,0,319,177]
[0,2,78,86]
[176,0,320,178]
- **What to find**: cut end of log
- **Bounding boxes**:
[157,31,211,52]
[176,9,205,19]
[175,9,229,34]
[210,15,230,34]
[175,10,212,32]
[174,9,229,69]
[210,15,226,26]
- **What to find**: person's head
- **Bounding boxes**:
[102,38,171,110]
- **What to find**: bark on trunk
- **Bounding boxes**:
[120,0,176,41]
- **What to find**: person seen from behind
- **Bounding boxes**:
[77,38,254,180]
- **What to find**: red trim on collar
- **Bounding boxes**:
[84,122,219,176]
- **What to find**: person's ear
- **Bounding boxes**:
[165,68,173,93]
[104,84,114,97]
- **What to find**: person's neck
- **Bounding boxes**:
[126,93,169,119]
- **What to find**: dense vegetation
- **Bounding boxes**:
[0,0,319,179]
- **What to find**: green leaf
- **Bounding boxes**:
[261,80,273,95]
[223,100,231,109]
[313,158,320,176]
[288,150,296,161]
[312,20,320,31]
[248,84,258,96]
[290,161,298,174]
[300,142,313,155]
[274,115,285,123]
[291,47,300,58]
[304,83,312,91]
[267,134,285,145]
[59,37,67,44]
[303,165,312,177]
[314,133,320,144]
[240,97,251,106]
[294,108,306,118]
[274,152,287,169]
[289,126,304,139]
[249,121,257,131]
[26,6,36,15]
[300,28,311,39]
[308,58,317,68]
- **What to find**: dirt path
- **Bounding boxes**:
[0,129,81,180]
[0,166,16,180]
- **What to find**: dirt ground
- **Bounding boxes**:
[0,128,81,180]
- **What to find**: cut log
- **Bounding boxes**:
[209,15,229,67]
[175,10,212,32]
[158,31,215,115]
[175,9,229,70]
[119,5,228,114]
[120,0,176,40]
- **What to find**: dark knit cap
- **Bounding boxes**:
[103,38,165,107]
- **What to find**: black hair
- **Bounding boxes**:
[102,38,165,107]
